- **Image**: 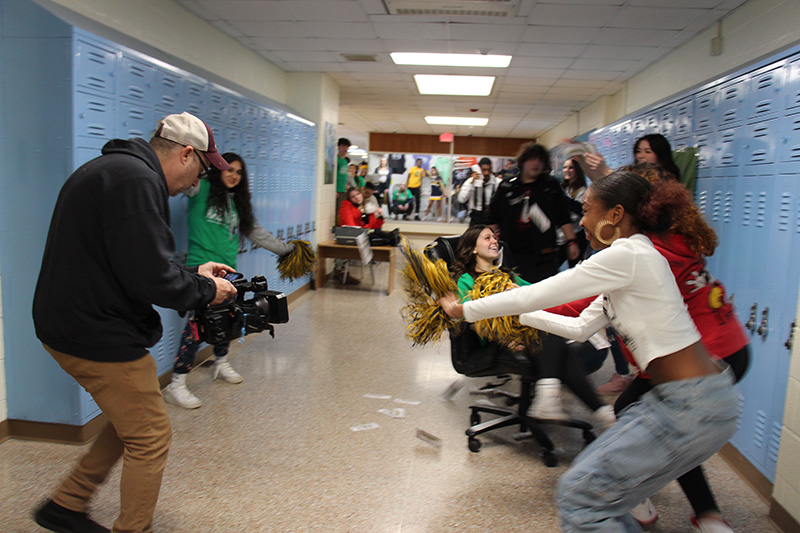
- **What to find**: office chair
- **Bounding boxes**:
[426,236,596,467]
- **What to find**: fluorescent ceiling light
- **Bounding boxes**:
[391,52,511,68]
[414,75,495,96]
[425,116,489,126]
[286,113,315,126]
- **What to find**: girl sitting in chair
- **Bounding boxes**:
[452,225,615,429]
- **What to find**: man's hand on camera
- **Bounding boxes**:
[210,277,237,305]
[198,261,235,279]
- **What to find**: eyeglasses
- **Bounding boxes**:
[193,150,210,180]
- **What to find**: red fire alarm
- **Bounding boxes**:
[439,132,453,142]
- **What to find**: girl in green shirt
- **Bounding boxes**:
[452,225,614,427]
[165,152,294,409]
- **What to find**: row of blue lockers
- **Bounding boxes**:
[589,45,800,483]
[591,55,800,175]
[0,0,320,428]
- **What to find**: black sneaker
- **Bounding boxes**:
[34,499,109,533]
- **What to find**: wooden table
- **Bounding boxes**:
[316,241,397,295]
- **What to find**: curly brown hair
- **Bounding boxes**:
[619,163,717,257]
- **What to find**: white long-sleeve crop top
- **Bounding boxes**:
[462,234,701,371]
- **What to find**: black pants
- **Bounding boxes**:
[533,335,604,412]
[614,345,751,516]
[513,251,560,284]
[408,186,421,215]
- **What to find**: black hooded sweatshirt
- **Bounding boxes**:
[33,138,216,362]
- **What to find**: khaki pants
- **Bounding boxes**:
[45,345,172,533]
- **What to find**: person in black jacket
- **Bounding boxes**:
[31,112,237,533]
[486,143,579,283]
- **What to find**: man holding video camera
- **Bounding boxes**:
[31,112,237,533]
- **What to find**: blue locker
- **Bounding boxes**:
[73,37,117,95]
[207,88,226,123]
[694,88,716,131]
[657,105,675,138]
[117,101,154,139]
[675,98,693,137]
[74,90,115,140]
[715,127,741,171]
[717,77,747,128]
[694,130,715,176]
[118,56,155,104]
[748,62,785,121]
[742,119,779,169]
[778,111,800,175]
[225,96,243,128]
[184,79,207,118]
[784,55,800,110]
[153,67,184,114]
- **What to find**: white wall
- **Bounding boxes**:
[541,0,800,145]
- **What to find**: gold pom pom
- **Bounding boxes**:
[277,240,317,281]
[398,238,460,345]
[469,270,542,350]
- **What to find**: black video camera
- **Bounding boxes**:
[192,273,289,345]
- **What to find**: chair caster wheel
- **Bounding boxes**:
[543,451,558,467]
[468,437,482,452]
[470,413,481,426]
[583,430,596,444]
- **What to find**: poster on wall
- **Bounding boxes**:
[324,122,336,184]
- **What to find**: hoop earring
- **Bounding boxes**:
[594,220,621,245]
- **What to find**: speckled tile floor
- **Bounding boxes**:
[0,263,779,532]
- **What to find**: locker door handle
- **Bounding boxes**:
[786,321,796,351]
[745,303,758,332]
[757,307,769,337]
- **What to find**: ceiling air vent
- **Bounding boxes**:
[342,54,379,62]
[384,0,520,17]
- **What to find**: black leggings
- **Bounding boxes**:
[614,345,751,516]
[535,335,605,412]
[408,186,421,215]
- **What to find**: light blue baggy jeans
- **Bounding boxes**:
[556,365,740,532]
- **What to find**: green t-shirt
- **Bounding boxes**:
[393,189,413,206]
[187,180,240,268]
[336,155,349,193]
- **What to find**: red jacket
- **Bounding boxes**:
[339,200,384,229]
[546,233,748,374]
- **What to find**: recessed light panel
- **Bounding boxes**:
[425,116,489,126]
[391,52,511,68]
[414,75,495,96]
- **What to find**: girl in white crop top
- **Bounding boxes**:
[439,171,739,531]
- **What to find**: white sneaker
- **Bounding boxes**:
[691,515,734,533]
[213,357,243,384]
[630,498,658,526]
[594,405,617,430]
[164,375,202,409]
[527,378,569,420]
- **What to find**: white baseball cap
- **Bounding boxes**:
[157,112,229,170]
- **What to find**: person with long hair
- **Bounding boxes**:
[452,225,616,427]
[440,171,740,531]
[486,143,579,284]
[339,187,384,229]
[611,163,749,532]
[580,132,680,184]
[165,152,295,409]
[560,158,589,267]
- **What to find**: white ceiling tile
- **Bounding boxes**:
[529,3,621,27]
[609,7,712,30]
[514,42,586,58]
[372,22,447,40]
[522,25,600,44]
[510,56,575,69]
[580,45,658,61]
[571,58,638,71]
[271,50,339,63]
[297,21,378,39]
[447,22,525,42]
[592,27,682,47]
[230,20,304,37]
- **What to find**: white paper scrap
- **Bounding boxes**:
[363,393,392,400]
[394,398,420,405]
[350,423,380,432]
